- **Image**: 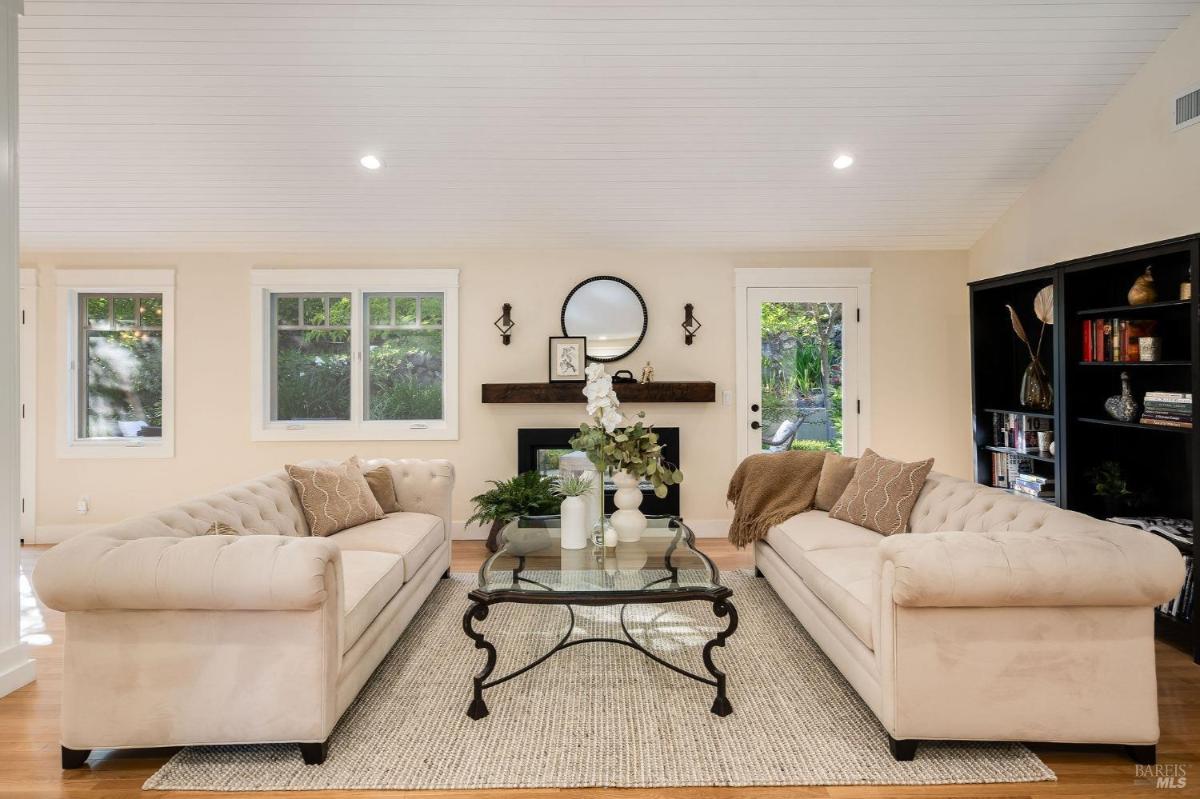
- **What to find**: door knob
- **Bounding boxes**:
[750,404,759,412]
[750,421,761,430]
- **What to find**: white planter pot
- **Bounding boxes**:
[559,496,588,550]
[610,470,648,543]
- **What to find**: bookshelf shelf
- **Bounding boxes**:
[1076,299,1190,317]
[1077,360,1191,367]
[1077,417,1193,434]
[981,407,1054,420]
[971,233,1200,664]
[1003,488,1054,505]
[983,445,1054,463]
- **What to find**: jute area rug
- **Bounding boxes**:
[145,571,1054,790]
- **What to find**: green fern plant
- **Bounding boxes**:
[465,471,560,528]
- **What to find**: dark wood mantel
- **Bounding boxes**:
[481,381,716,404]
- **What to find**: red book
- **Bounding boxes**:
[1083,320,1093,362]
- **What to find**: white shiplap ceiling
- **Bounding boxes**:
[17,0,1200,251]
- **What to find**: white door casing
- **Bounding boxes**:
[734,268,871,462]
[18,269,34,541]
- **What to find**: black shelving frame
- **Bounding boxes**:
[969,233,1200,663]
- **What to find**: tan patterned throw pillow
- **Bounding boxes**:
[828,449,933,535]
[363,465,402,514]
[286,456,384,537]
[814,451,858,512]
[204,521,244,536]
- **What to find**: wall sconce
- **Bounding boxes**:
[682,303,702,345]
[494,303,515,345]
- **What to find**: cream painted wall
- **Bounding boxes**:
[22,249,970,539]
[970,11,1200,280]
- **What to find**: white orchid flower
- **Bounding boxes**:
[600,405,624,434]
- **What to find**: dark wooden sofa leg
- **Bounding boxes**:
[1126,744,1156,765]
[754,567,764,578]
[441,568,451,580]
[299,739,329,765]
[61,746,91,769]
[888,735,918,761]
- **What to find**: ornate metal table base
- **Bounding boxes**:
[463,593,738,720]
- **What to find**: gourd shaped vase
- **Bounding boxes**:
[1020,357,1053,412]
[1104,371,1139,423]
[609,470,648,543]
[1127,266,1157,306]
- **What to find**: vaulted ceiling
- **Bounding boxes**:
[17,1,1199,251]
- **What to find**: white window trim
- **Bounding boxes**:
[250,268,459,441]
[733,267,872,460]
[55,268,176,459]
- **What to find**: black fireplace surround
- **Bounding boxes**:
[516,427,681,517]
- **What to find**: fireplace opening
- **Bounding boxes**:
[516,427,681,517]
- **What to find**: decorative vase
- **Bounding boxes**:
[1019,358,1053,411]
[609,470,648,543]
[1127,266,1157,306]
[1104,371,1139,422]
[559,496,587,550]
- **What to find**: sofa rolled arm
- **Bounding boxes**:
[879,529,1185,608]
[33,534,341,612]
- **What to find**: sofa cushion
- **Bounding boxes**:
[829,449,934,535]
[814,452,859,511]
[765,513,879,650]
[286,456,384,537]
[328,512,444,581]
[341,550,406,653]
[767,511,884,556]
[363,466,403,513]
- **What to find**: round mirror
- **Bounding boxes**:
[561,276,647,362]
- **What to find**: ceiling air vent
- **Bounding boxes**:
[1175,84,1200,131]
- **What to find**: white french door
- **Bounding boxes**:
[739,281,867,460]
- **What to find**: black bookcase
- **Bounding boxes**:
[969,233,1200,663]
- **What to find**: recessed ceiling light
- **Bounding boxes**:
[833,154,854,170]
[359,154,383,170]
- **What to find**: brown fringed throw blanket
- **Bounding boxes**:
[726,450,826,548]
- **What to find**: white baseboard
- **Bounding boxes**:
[451,518,730,540]
[31,523,95,545]
[0,642,35,698]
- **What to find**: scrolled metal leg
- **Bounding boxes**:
[463,601,496,720]
[703,599,738,717]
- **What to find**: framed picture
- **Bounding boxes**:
[548,336,587,382]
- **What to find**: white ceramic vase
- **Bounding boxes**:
[610,470,648,543]
[559,496,588,550]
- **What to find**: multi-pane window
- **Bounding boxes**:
[78,293,164,440]
[253,269,458,441]
[272,294,352,421]
[366,293,444,421]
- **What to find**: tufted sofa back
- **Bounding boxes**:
[910,471,1115,537]
[82,457,457,543]
[88,470,310,541]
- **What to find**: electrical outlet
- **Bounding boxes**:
[76,496,89,515]
[722,390,733,406]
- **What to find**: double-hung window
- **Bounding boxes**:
[251,269,458,440]
[57,269,175,458]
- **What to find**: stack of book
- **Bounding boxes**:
[1107,517,1194,622]
[990,453,1033,489]
[1081,318,1156,362]
[1012,472,1054,500]
[1159,556,1195,623]
[1141,391,1192,429]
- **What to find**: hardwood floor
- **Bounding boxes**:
[4,541,1198,799]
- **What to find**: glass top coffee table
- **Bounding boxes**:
[463,514,737,720]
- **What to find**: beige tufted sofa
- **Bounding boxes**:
[33,457,454,768]
[754,470,1185,763]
